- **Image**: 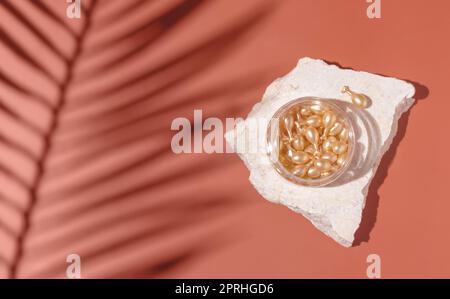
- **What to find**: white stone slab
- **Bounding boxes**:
[225,57,415,247]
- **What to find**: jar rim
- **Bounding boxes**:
[266,97,356,187]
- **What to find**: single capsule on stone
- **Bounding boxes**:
[321,151,338,163]
[332,141,348,155]
[314,159,332,171]
[305,115,322,127]
[339,126,349,142]
[292,165,308,177]
[328,122,343,136]
[291,136,306,151]
[322,136,337,151]
[307,166,321,178]
[342,86,369,109]
[353,94,369,109]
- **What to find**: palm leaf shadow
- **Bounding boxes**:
[0,0,273,277]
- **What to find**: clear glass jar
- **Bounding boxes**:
[266,97,355,187]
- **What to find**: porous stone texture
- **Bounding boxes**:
[225,57,415,247]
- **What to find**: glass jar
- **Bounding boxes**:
[266,97,355,187]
